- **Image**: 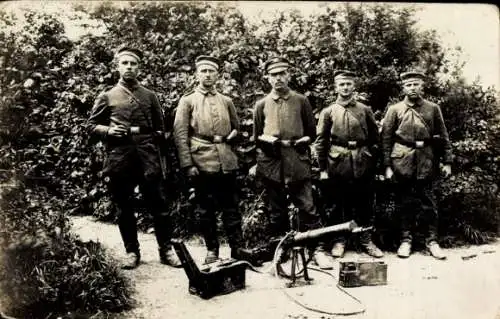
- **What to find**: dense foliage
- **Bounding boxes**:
[0,2,499,317]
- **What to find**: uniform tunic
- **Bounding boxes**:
[315,98,379,179]
[87,79,165,179]
[253,89,316,183]
[381,96,452,180]
[174,86,239,173]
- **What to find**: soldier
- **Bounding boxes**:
[315,70,384,267]
[381,70,452,259]
[174,55,255,265]
[253,57,329,265]
[87,46,181,269]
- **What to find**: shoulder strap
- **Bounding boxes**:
[401,103,431,134]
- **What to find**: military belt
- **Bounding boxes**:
[280,139,297,147]
[192,132,227,144]
[127,126,156,135]
[331,140,368,149]
[394,137,433,149]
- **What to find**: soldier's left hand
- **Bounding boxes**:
[319,170,328,180]
[441,164,452,178]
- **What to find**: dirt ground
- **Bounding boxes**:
[71,216,500,319]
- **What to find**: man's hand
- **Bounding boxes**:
[441,164,452,178]
[248,164,257,177]
[319,170,328,180]
[107,124,128,137]
[186,166,199,177]
[294,136,311,146]
[385,167,394,180]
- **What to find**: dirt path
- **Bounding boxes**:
[71,216,500,319]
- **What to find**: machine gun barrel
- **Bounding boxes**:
[291,220,364,244]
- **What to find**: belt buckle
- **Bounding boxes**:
[281,140,292,147]
[415,141,424,148]
[213,135,223,143]
[348,141,357,149]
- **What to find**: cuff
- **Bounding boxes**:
[94,125,109,136]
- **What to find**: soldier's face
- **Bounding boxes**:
[267,70,290,90]
[335,78,355,98]
[196,65,218,87]
[402,79,424,99]
[117,55,139,81]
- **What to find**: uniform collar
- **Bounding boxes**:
[119,78,140,90]
[404,96,424,107]
[271,89,291,101]
[335,96,356,107]
[196,85,217,96]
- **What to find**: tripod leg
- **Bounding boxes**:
[300,249,313,282]
[290,249,298,286]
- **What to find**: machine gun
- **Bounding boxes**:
[253,220,372,287]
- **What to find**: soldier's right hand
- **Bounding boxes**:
[385,167,394,181]
[186,166,199,177]
[107,124,128,137]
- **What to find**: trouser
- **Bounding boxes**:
[393,178,438,244]
[260,177,322,237]
[108,173,173,254]
[321,176,375,245]
[193,171,243,252]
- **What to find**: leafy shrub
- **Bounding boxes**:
[0,180,134,318]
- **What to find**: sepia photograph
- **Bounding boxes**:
[0,1,499,318]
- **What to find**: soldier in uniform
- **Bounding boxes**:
[381,70,452,259]
[253,57,329,265]
[174,55,255,265]
[315,70,384,267]
[87,46,181,269]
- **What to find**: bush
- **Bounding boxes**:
[0,180,134,318]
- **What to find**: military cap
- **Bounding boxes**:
[195,55,220,70]
[400,70,426,82]
[115,45,143,62]
[333,69,356,81]
[264,57,290,74]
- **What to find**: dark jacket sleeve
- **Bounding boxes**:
[87,92,110,139]
[173,96,193,169]
[433,104,453,164]
[227,98,240,131]
[365,106,380,148]
[315,107,332,171]
[301,96,316,140]
[381,105,398,167]
[150,92,166,133]
[253,100,264,142]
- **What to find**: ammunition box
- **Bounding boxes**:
[172,239,247,299]
[338,261,388,287]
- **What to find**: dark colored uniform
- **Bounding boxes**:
[381,96,452,243]
[173,86,243,253]
[87,79,172,254]
[315,98,379,236]
[253,89,322,236]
